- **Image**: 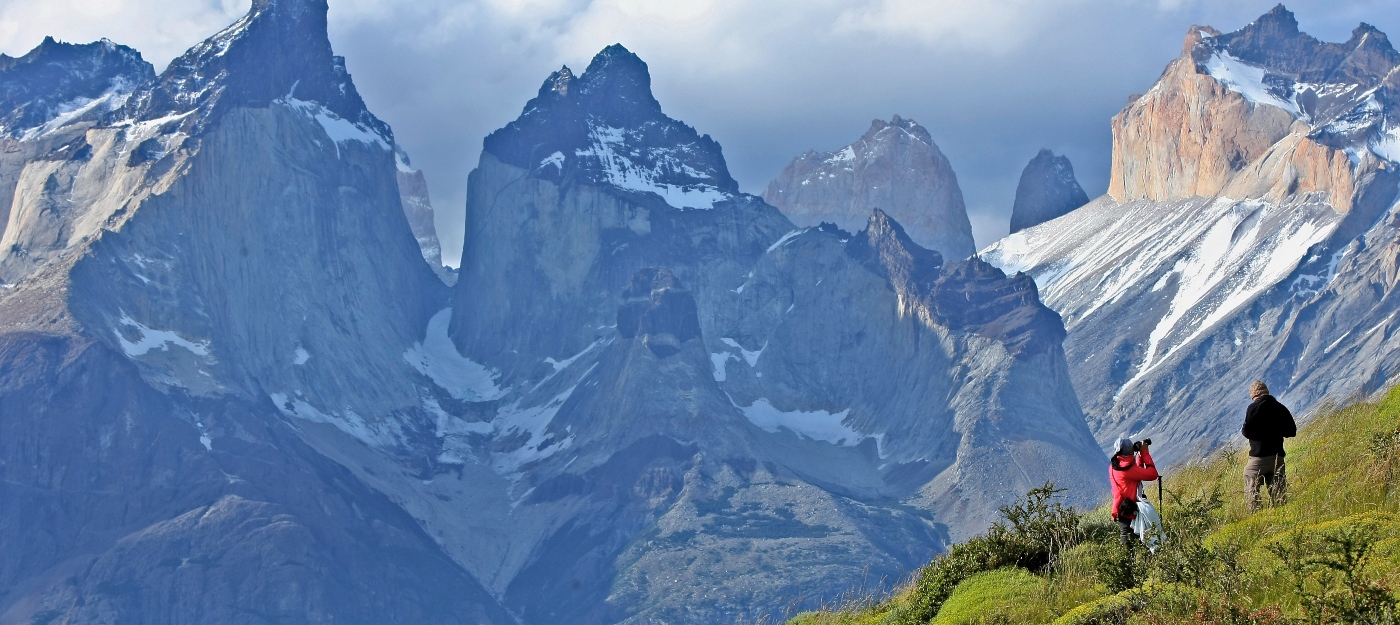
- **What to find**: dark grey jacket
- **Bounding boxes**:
[1242,395,1297,457]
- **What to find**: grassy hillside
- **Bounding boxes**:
[791,386,1400,624]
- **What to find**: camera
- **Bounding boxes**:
[1132,438,1152,452]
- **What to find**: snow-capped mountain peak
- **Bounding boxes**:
[121,0,390,143]
[1188,4,1400,163]
[0,36,152,138]
[482,44,737,210]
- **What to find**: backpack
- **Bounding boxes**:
[1115,496,1138,521]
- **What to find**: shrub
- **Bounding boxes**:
[1268,521,1398,624]
[877,482,1085,625]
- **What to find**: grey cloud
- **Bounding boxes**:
[2,0,1396,263]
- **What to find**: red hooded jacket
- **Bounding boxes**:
[1109,449,1158,521]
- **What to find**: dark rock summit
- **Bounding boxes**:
[1009,149,1089,233]
[482,44,736,203]
[122,0,390,140]
[618,267,702,358]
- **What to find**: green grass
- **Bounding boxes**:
[789,386,1400,624]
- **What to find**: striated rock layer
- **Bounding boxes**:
[985,5,1400,465]
[763,115,976,259]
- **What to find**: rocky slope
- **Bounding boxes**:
[1010,149,1089,233]
[436,46,1103,622]
[764,116,977,259]
[0,3,1106,624]
[984,5,1400,463]
[0,0,506,621]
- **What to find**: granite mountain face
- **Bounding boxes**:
[1009,149,1089,234]
[440,46,1103,622]
[764,115,977,260]
[0,5,1106,622]
[984,5,1400,464]
[0,0,500,621]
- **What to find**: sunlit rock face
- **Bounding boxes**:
[763,115,977,260]
[985,5,1400,466]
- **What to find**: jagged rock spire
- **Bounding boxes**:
[1010,149,1088,233]
[482,43,737,208]
[122,0,389,140]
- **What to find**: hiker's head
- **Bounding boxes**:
[1114,436,1134,457]
[1250,380,1270,400]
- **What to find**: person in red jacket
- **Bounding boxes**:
[1109,436,1159,548]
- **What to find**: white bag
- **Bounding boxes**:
[1131,498,1162,552]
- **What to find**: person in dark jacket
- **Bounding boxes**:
[1242,380,1297,511]
[1109,436,1158,547]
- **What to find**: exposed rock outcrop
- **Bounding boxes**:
[394,149,455,284]
[985,5,1400,466]
[1010,149,1089,233]
[763,115,976,259]
[0,0,498,620]
[444,46,1103,622]
[1106,5,1397,214]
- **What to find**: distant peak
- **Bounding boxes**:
[1256,4,1299,32]
[1349,23,1394,52]
[864,115,933,145]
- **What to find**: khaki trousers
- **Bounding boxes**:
[1244,454,1286,511]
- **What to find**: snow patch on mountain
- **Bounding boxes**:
[575,123,730,209]
[491,371,590,477]
[270,392,402,448]
[19,77,137,140]
[404,309,506,401]
[766,229,807,253]
[737,398,864,447]
[710,352,735,381]
[721,337,767,367]
[984,195,1342,398]
[281,97,390,157]
[114,313,210,357]
[1203,52,1300,115]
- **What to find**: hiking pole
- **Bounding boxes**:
[1158,474,1163,506]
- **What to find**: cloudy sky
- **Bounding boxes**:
[1,0,1395,264]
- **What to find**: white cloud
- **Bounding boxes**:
[0,0,1395,266]
[0,0,243,70]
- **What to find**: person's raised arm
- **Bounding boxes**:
[1127,448,1159,482]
